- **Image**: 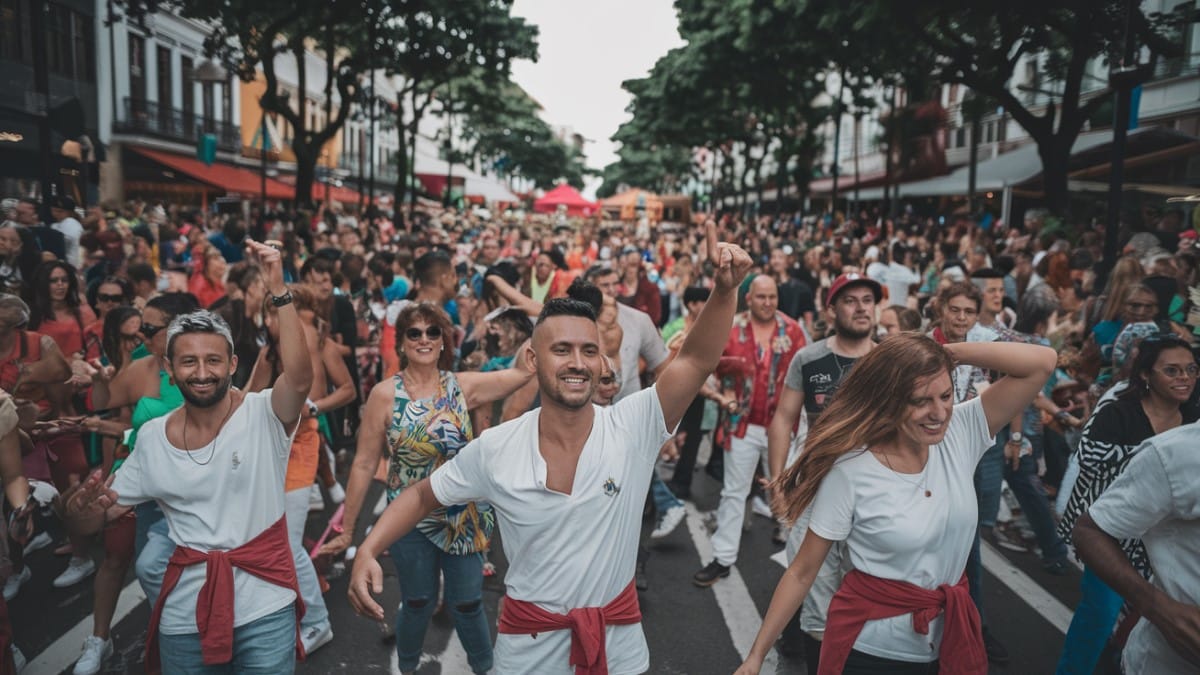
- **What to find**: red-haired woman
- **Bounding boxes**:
[737,333,1055,675]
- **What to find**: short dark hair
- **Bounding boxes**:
[413,250,452,286]
[540,247,568,271]
[683,286,711,305]
[536,298,597,327]
[969,267,1004,280]
[300,256,334,279]
[492,307,534,341]
[127,262,156,285]
[367,255,394,287]
[565,278,603,313]
[584,264,617,283]
[146,292,201,321]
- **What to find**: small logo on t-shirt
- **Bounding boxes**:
[603,477,621,497]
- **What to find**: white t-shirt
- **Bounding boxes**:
[808,397,994,662]
[1088,423,1200,675]
[113,390,298,635]
[614,304,669,402]
[430,387,675,675]
[53,216,83,268]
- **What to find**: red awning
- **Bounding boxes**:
[128,146,296,200]
[307,182,364,204]
[534,184,597,216]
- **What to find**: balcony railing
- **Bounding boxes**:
[114,97,240,151]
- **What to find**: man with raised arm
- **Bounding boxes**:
[349,222,752,674]
[59,240,313,674]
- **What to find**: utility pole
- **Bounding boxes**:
[829,65,846,215]
[1101,0,1139,290]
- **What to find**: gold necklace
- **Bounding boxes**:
[879,450,932,498]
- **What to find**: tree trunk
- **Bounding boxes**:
[292,43,312,207]
[1039,137,1072,219]
[294,146,316,206]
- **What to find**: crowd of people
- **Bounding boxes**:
[0,191,1197,674]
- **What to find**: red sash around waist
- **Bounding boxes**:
[819,569,985,675]
[144,516,306,674]
[497,579,641,675]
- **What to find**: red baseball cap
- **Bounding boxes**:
[828,272,883,304]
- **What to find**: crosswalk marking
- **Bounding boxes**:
[980,540,1073,633]
[683,502,780,673]
[26,579,146,675]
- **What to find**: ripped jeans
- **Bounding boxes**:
[388,530,493,673]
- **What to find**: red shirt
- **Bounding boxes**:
[820,570,986,675]
[716,312,805,439]
[144,516,305,674]
[498,580,641,675]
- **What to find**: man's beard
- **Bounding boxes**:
[179,373,233,408]
[834,316,874,340]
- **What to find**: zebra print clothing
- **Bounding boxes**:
[1057,393,1199,579]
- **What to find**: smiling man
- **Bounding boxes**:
[349,222,752,674]
[61,241,314,673]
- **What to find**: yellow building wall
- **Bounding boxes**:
[239,73,342,169]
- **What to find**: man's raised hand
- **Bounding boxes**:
[705,219,753,293]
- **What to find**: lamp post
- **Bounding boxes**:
[1099,0,1141,290]
[192,58,228,224]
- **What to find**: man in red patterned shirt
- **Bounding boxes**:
[694,274,805,586]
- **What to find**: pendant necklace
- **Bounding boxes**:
[181,395,236,467]
[880,451,932,497]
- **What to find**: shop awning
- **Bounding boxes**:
[128,146,296,200]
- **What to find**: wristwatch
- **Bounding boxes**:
[1008,431,1023,444]
[269,289,293,307]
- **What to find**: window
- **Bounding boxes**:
[221,78,232,124]
[72,12,92,82]
[181,56,194,113]
[129,34,145,111]
[984,121,995,144]
[1,0,32,64]
[156,46,171,108]
[954,126,966,149]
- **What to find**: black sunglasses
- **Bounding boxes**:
[97,293,125,303]
[140,323,166,339]
[404,326,443,342]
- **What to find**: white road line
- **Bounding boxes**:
[390,623,472,675]
[684,503,779,673]
[980,540,1073,633]
[26,579,146,675]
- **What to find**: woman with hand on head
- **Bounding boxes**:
[319,302,533,675]
[736,333,1055,675]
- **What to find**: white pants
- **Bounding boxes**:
[711,424,773,566]
[284,487,330,630]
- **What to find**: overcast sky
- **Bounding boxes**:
[509,0,684,197]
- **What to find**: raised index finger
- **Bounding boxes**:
[705,219,719,265]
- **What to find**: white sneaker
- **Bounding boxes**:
[11,645,25,672]
[327,482,345,504]
[22,532,52,556]
[72,636,113,675]
[750,495,773,519]
[3,566,30,601]
[300,622,333,655]
[308,484,324,512]
[650,505,686,539]
[53,556,96,588]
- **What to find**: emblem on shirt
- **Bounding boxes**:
[603,477,621,497]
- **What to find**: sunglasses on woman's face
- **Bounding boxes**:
[404,326,443,342]
[97,293,125,303]
[140,323,166,339]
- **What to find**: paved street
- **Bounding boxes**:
[17,454,1089,675]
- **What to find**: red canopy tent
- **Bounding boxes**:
[533,184,597,216]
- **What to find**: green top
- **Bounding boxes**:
[118,367,183,470]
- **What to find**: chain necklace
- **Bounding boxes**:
[181,394,235,466]
[879,450,932,498]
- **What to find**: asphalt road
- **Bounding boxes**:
[18,453,1095,675]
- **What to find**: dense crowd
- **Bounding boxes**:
[0,191,1197,674]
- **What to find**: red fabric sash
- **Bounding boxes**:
[819,569,986,675]
[144,516,306,674]
[497,580,641,675]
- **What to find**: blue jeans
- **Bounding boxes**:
[134,501,165,559]
[1055,567,1124,675]
[136,510,173,607]
[157,604,296,674]
[650,472,683,515]
[388,530,492,674]
[978,428,1067,563]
